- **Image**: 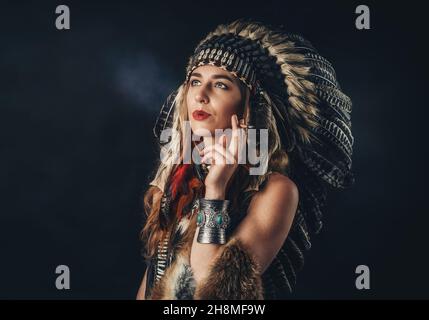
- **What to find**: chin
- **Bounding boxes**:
[190,121,212,136]
[192,126,213,137]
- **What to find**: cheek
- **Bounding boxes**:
[215,95,241,118]
[210,103,237,130]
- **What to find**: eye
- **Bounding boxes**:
[190,79,201,86]
[215,82,228,90]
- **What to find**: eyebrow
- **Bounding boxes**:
[190,72,235,84]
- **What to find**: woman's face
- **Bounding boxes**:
[186,65,245,137]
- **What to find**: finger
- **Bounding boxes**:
[202,148,234,165]
[213,143,235,164]
[203,139,237,163]
[239,118,247,128]
[212,149,230,165]
[228,114,239,155]
[222,135,227,148]
[203,144,235,164]
[231,114,238,131]
[201,150,214,165]
[202,134,228,155]
[202,150,218,165]
[216,134,228,150]
[238,127,247,165]
[201,151,220,165]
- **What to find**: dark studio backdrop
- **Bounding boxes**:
[1,0,427,299]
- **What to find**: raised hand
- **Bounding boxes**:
[199,114,246,199]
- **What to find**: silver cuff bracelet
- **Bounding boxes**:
[196,198,231,244]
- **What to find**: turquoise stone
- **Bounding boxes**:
[197,213,203,224]
[216,214,223,225]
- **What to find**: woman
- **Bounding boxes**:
[137,19,354,300]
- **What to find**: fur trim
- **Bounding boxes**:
[148,230,264,300]
[194,237,264,300]
[149,252,196,300]
[148,215,197,300]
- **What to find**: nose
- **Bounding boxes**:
[194,86,209,104]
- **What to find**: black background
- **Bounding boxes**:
[1,0,427,299]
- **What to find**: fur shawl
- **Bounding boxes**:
[147,214,264,300]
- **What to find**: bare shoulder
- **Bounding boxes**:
[247,172,299,225]
[256,172,299,205]
[267,172,298,189]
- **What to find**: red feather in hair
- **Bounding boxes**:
[169,164,203,220]
[170,164,191,200]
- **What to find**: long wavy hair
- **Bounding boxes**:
[141,77,290,260]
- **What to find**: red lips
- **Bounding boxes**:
[192,110,211,121]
